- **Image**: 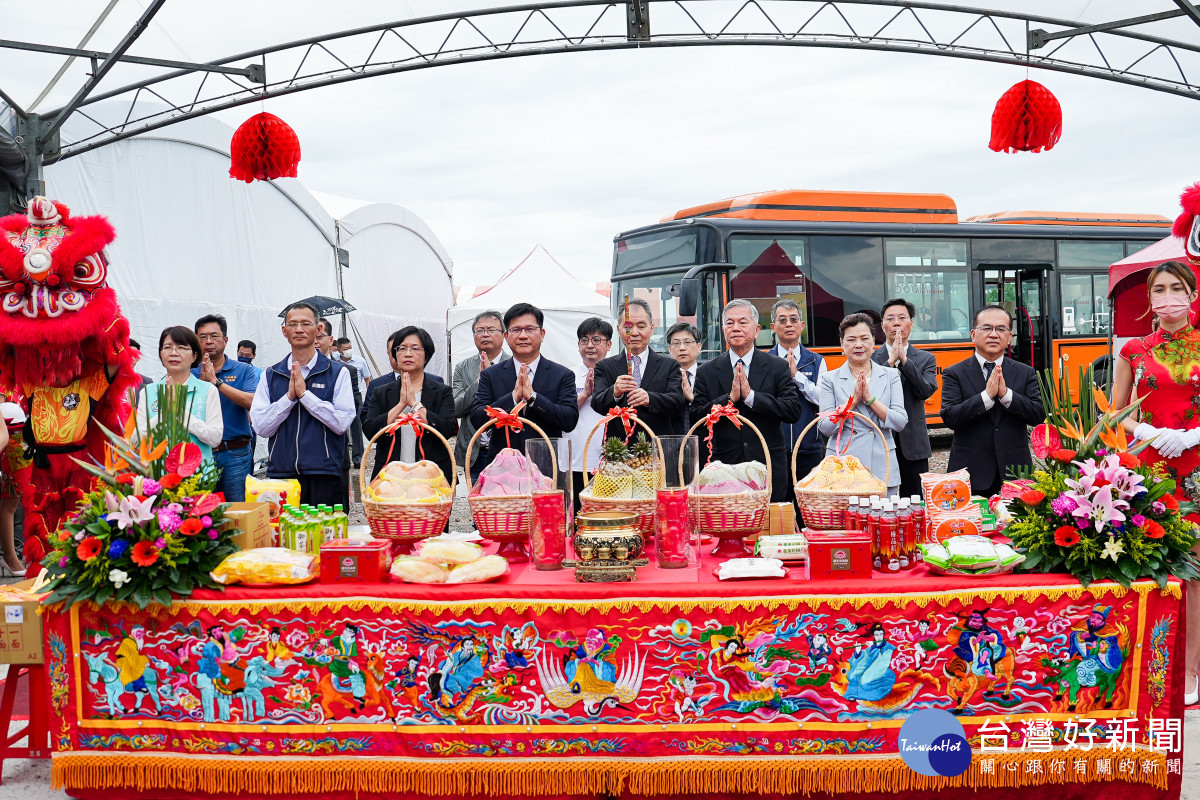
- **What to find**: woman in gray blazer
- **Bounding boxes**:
[817,313,909,495]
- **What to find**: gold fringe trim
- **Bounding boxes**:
[85,578,1173,616]
[50,748,1167,796]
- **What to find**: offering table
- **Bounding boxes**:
[41,550,1185,800]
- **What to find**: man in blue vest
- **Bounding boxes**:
[249,301,357,507]
[767,299,827,501]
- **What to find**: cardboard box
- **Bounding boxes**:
[769,503,797,537]
[225,502,275,550]
[0,579,47,665]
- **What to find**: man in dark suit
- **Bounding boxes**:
[667,322,701,434]
[591,297,684,437]
[690,299,804,502]
[767,299,827,498]
[940,305,1045,497]
[872,298,939,497]
[470,303,579,461]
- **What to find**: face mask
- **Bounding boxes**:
[341,350,352,359]
[237,355,253,363]
[1151,294,1192,324]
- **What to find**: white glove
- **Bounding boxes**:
[1136,423,1187,459]
[1180,428,1200,451]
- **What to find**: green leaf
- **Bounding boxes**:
[151,588,173,607]
[1117,559,1141,582]
[1023,551,1042,570]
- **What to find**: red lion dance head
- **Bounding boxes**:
[0,197,138,576]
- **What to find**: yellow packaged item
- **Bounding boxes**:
[245,476,302,518]
[796,454,885,494]
[211,548,316,586]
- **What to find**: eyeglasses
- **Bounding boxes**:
[883,315,911,323]
[975,325,1011,335]
[394,345,425,354]
[508,326,541,336]
[473,327,502,336]
[284,321,316,330]
[578,336,609,346]
[161,344,192,354]
[197,333,224,341]
[669,339,697,348]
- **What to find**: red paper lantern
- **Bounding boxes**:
[988,80,1062,154]
[229,112,301,182]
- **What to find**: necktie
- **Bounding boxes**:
[983,361,995,380]
[684,369,693,386]
[632,354,642,385]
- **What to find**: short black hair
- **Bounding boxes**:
[880,298,916,319]
[666,322,700,344]
[237,339,256,354]
[972,304,1014,329]
[128,338,141,351]
[504,302,544,329]
[472,310,504,330]
[838,313,875,341]
[282,301,318,323]
[334,337,351,347]
[194,314,228,338]
[158,325,202,368]
[391,325,435,364]
[318,318,333,337]
[577,317,613,340]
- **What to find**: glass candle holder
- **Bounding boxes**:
[526,438,572,570]
[655,435,699,569]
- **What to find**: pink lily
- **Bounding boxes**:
[1109,468,1146,501]
[1070,485,1127,534]
[110,494,158,530]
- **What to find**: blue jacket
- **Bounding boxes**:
[263,352,346,478]
[769,344,824,454]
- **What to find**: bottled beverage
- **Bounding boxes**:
[880,500,901,573]
[319,505,337,545]
[333,504,348,540]
[867,498,882,570]
[845,496,860,531]
[293,508,311,554]
[910,494,926,550]
[278,508,291,549]
[896,498,913,570]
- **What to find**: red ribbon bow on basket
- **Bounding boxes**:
[384,412,427,462]
[821,396,857,455]
[703,402,742,461]
[610,406,639,440]
[485,405,524,448]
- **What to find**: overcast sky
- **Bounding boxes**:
[5,0,1200,287]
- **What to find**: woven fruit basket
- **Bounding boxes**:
[464,405,555,561]
[579,411,664,538]
[685,409,771,555]
[359,417,456,555]
[792,411,889,530]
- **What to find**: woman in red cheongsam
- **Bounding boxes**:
[1113,261,1200,705]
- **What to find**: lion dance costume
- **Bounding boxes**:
[0,197,137,577]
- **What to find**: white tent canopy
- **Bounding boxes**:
[448,245,611,370]
[42,106,455,381]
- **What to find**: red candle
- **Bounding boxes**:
[656,488,690,568]
[531,490,566,570]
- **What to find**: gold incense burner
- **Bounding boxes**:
[563,511,647,582]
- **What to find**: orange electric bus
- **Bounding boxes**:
[609,190,1171,423]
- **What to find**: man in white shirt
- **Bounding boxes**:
[563,317,613,511]
[250,302,357,507]
[768,299,828,494]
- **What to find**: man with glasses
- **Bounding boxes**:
[470,303,579,463]
[193,314,259,502]
[250,302,357,507]
[453,311,509,482]
[940,305,1045,497]
[767,299,827,496]
[666,322,701,432]
[564,317,612,510]
[691,299,803,503]
[871,298,938,496]
[591,297,684,437]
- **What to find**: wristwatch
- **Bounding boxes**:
[527,391,538,406]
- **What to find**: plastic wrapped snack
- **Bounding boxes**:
[694,460,768,495]
[921,469,973,511]
[446,554,509,584]
[945,534,1001,568]
[367,460,453,504]
[389,557,450,584]
[920,537,1024,575]
[212,548,316,585]
[470,448,549,497]
[919,542,951,569]
[715,557,786,580]
[929,506,983,542]
[245,476,302,518]
[416,539,483,565]
[796,454,885,495]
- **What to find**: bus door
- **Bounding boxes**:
[978,263,1052,372]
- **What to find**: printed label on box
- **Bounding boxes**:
[339,556,358,579]
[831,547,851,571]
[5,605,22,624]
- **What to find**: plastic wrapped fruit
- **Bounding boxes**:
[796,455,884,494]
[470,448,550,497]
[694,460,768,495]
[367,459,452,504]
[581,435,660,501]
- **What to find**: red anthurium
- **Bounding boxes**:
[999,479,1034,500]
[1030,424,1062,459]
[192,493,221,516]
[1053,526,1081,547]
[1019,490,1046,506]
[165,443,203,478]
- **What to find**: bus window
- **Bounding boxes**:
[1127,240,1158,257]
[614,229,699,274]
[1060,272,1111,335]
[884,240,969,341]
[809,236,885,347]
[1058,240,1125,268]
[609,274,690,350]
[728,235,810,347]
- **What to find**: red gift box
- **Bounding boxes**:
[802,529,872,580]
[319,539,392,584]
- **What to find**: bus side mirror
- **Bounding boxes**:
[678,278,700,317]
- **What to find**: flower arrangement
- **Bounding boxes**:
[1006,369,1200,588]
[39,384,236,608]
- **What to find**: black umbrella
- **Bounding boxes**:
[278,295,357,318]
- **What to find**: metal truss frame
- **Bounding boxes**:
[6,0,1200,164]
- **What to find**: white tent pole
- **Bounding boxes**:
[29,0,122,112]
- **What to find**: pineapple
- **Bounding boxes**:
[626,434,653,470]
[589,437,631,498]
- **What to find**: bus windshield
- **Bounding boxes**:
[614,229,699,275]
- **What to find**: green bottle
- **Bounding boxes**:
[319,505,337,546]
[333,504,348,540]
